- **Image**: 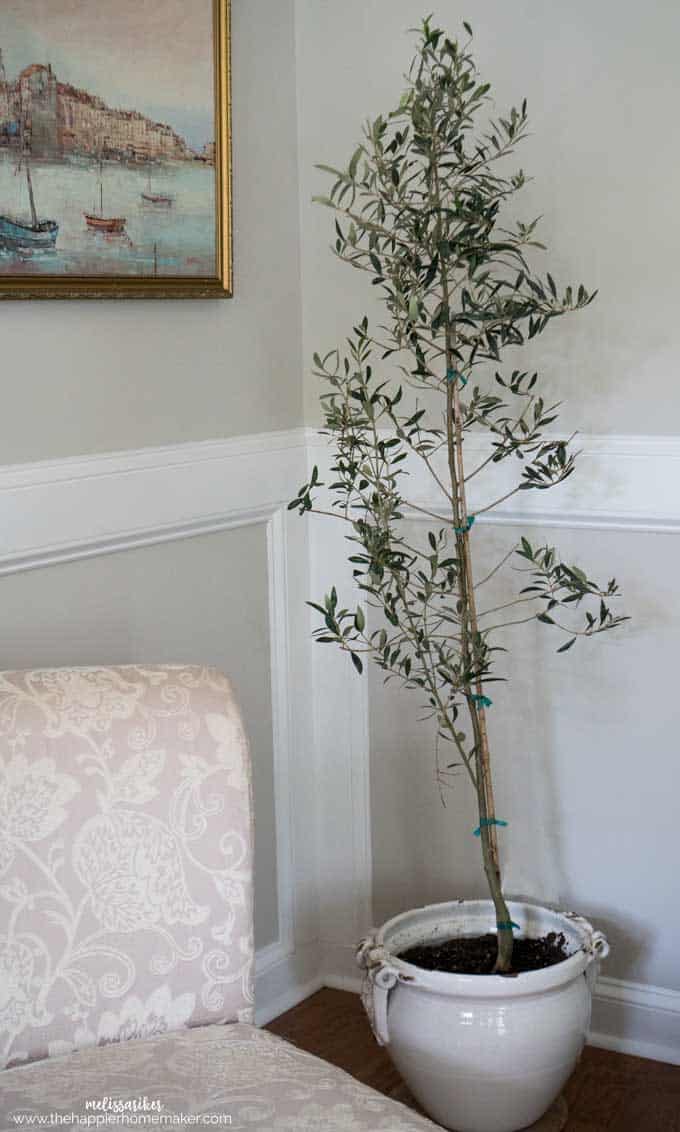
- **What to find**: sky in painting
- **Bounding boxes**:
[0,0,215,151]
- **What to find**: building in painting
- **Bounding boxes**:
[0,50,12,146]
[0,50,8,116]
[19,64,59,157]
[57,85,194,162]
[0,56,195,162]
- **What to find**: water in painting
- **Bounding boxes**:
[0,0,216,277]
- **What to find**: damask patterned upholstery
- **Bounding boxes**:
[0,665,254,1070]
[0,665,437,1131]
[1,1024,436,1130]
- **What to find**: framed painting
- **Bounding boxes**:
[0,0,231,299]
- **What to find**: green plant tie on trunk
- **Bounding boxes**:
[454,515,475,535]
[497,921,520,931]
[446,367,468,387]
[469,691,491,708]
[473,817,507,837]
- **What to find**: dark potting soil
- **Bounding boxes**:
[398,931,569,976]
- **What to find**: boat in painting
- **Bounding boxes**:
[84,161,126,233]
[141,191,173,206]
[83,212,126,233]
[0,162,58,251]
[141,171,173,207]
[0,213,58,249]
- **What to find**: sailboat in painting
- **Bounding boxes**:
[84,161,126,233]
[0,160,59,251]
[141,170,173,207]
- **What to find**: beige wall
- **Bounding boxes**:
[0,0,304,464]
[296,0,680,435]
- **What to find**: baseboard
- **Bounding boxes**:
[256,940,364,1024]
[255,975,324,1027]
[590,976,680,1066]
[319,941,365,990]
[588,1030,680,1067]
[255,940,324,1027]
[323,973,364,995]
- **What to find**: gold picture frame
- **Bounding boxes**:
[0,0,232,300]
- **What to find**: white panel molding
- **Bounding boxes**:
[2,427,680,1060]
[305,435,373,973]
[0,428,314,1013]
[306,427,680,1064]
[305,428,680,535]
[0,430,308,575]
[258,506,296,974]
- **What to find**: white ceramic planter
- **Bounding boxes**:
[357,900,609,1132]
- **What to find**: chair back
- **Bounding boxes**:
[0,665,254,1069]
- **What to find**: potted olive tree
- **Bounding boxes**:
[290,19,627,1132]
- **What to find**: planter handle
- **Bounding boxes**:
[564,919,608,993]
[584,929,609,992]
[588,930,610,961]
[565,912,610,965]
[356,935,401,1046]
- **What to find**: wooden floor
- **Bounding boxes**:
[267,988,680,1131]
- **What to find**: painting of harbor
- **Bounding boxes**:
[0,0,227,294]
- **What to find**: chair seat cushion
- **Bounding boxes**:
[0,1023,439,1130]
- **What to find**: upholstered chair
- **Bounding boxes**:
[0,665,435,1130]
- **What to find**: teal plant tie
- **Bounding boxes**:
[469,691,492,709]
[473,818,507,837]
[497,921,520,932]
[446,367,468,387]
[454,515,475,535]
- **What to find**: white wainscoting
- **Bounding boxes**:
[1,427,679,1058]
[0,429,319,1026]
[307,429,680,1066]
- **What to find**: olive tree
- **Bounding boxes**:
[290,19,627,972]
